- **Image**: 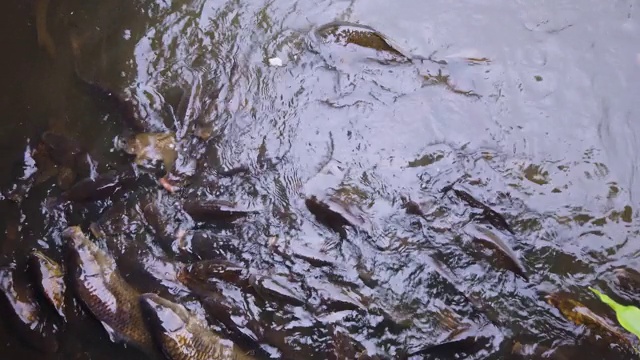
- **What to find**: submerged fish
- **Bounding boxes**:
[183,199,259,223]
[465,224,528,281]
[28,250,66,320]
[59,167,137,203]
[442,186,515,234]
[0,266,59,353]
[304,195,363,239]
[181,259,252,289]
[73,73,152,133]
[546,292,636,353]
[139,293,257,360]
[62,226,156,356]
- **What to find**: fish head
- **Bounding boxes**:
[62,226,114,278]
[140,293,190,333]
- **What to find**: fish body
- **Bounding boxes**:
[63,226,156,356]
[0,266,59,353]
[183,199,258,222]
[140,293,256,360]
[60,167,137,202]
[28,250,67,320]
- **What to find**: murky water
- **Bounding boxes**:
[2,0,640,359]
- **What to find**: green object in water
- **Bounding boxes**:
[589,287,640,340]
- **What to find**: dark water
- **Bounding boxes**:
[2,0,640,359]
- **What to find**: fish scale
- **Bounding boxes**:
[64,226,156,356]
[140,293,257,360]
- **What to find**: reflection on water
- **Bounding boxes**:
[1,0,640,358]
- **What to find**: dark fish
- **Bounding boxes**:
[62,226,156,356]
[402,326,492,359]
[41,131,84,168]
[0,266,59,353]
[443,186,515,234]
[510,341,573,360]
[400,196,425,217]
[217,166,250,177]
[614,267,640,293]
[173,231,243,261]
[60,167,137,203]
[73,72,152,133]
[465,224,528,281]
[89,196,131,238]
[181,259,252,289]
[140,193,191,246]
[249,274,306,307]
[183,199,259,222]
[28,250,66,320]
[200,294,266,356]
[139,293,257,360]
[304,196,360,239]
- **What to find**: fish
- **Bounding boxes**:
[248,274,306,307]
[73,72,152,133]
[304,196,363,239]
[313,21,412,64]
[35,0,55,58]
[180,259,252,289]
[326,325,377,360]
[465,224,528,281]
[183,199,259,223]
[28,250,67,320]
[0,266,59,353]
[62,226,157,357]
[614,267,640,293]
[59,166,137,203]
[41,131,84,168]
[139,192,191,247]
[546,292,636,353]
[442,186,515,234]
[139,293,257,360]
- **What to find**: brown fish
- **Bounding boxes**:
[546,292,636,353]
[314,21,412,64]
[442,186,515,234]
[41,131,84,168]
[0,266,59,353]
[28,250,66,320]
[305,195,365,239]
[180,259,252,290]
[62,226,156,356]
[123,132,177,172]
[614,267,640,293]
[249,274,306,307]
[140,293,257,360]
[73,72,152,133]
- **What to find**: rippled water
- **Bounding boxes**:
[2,0,640,359]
